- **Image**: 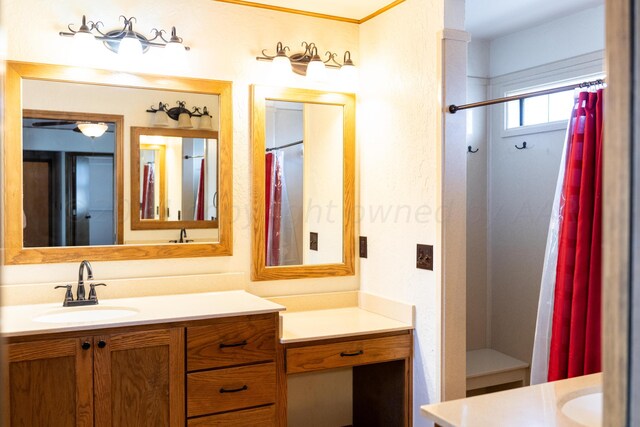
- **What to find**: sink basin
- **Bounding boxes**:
[560,390,602,427]
[33,307,138,324]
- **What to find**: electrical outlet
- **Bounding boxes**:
[310,232,318,251]
[417,244,433,270]
[359,236,368,258]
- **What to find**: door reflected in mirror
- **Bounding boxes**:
[22,110,123,247]
[132,128,218,230]
[265,101,344,266]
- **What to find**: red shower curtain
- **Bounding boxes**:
[265,152,282,266]
[195,159,205,220]
[141,163,155,219]
[548,89,603,381]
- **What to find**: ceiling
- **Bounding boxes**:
[466,0,604,40]
[216,0,401,23]
[217,0,603,33]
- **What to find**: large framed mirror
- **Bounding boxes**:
[4,61,233,264]
[251,85,355,280]
[131,127,219,230]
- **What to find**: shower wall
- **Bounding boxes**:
[466,5,605,364]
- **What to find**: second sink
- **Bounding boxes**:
[560,389,602,427]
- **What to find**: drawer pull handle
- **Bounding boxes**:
[219,340,248,349]
[219,385,248,393]
[340,350,364,357]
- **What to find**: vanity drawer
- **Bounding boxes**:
[187,362,276,417]
[187,315,276,371]
[286,334,412,374]
[187,405,275,426]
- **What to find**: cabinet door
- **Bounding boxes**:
[6,336,94,427]
[94,328,184,427]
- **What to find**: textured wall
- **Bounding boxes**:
[1,0,359,297]
[359,0,446,421]
[489,5,604,77]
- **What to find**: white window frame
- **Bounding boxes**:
[490,52,604,138]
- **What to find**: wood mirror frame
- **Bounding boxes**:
[4,61,233,264]
[250,85,355,281]
[130,127,219,230]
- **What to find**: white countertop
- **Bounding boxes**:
[421,373,602,427]
[2,290,285,337]
[279,306,413,343]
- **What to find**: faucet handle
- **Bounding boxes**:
[88,283,107,301]
[55,285,74,304]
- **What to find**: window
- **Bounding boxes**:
[505,75,604,129]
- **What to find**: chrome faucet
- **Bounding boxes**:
[54,260,106,307]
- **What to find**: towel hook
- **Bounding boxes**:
[468,146,479,154]
[515,141,527,150]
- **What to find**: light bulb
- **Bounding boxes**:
[118,35,143,59]
[340,63,358,85]
[73,30,96,52]
[271,55,291,77]
[165,40,186,58]
[178,112,193,129]
[306,59,326,82]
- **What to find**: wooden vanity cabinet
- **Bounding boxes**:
[281,330,413,427]
[5,327,184,427]
[185,314,278,426]
[6,336,94,426]
[5,312,281,426]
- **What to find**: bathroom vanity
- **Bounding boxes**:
[3,291,283,426]
[3,290,414,426]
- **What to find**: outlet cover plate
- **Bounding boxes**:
[359,236,368,258]
[417,244,433,270]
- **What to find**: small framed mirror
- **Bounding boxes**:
[131,127,219,230]
[251,85,355,280]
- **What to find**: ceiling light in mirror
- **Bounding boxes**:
[77,122,109,138]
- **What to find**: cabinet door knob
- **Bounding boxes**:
[98,340,107,348]
[81,341,91,350]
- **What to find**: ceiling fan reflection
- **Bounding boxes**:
[31,120,113,138]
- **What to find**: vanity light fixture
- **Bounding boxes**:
[146,101,213,130]
[60,15,190,57]
[256,41,356,81]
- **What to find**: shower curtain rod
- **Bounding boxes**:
[266,140,303,152]
[448,78,605,114]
